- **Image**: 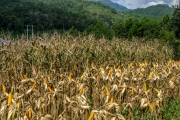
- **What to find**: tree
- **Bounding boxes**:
[171,0,180,60]
[172,0,180,38]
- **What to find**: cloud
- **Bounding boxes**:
[111,0,174,9]
[170,0,177,6]
[142,1,166,8]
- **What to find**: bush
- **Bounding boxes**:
[161,98,180,119]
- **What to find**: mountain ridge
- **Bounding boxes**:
[90,0,174,20]
[90,0,130,11]
[127,4,175,19]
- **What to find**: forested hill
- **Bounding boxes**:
[127,4,175,20]
[0,0,175,37]
[91,0,130,12]
[89,1,174,20]
[0,0,132,34]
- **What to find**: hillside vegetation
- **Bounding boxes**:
[0,0,131,34]
[0,0,175,35]
[90,1,174,20]
[128,4,175,20]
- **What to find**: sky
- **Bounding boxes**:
[111,0,177,9]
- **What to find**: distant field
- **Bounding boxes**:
[0,33,180,120]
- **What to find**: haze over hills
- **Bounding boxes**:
[91,0,130,12]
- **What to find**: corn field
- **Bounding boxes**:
[0,33,179,120]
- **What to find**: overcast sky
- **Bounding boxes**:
[111,0,177,9]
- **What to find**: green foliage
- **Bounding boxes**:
[128,4,175,21]
[171,1,180,60]
[113,17,160,39]
[159,30,176,44]
[172,7,180,38]
[85,20,114,39]
[67,26,79,37]
[0,0,126,34]
[161,98,180,119]
[172,39,180,60]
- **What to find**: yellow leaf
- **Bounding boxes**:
[121,73,124,78]
[105,87,110,96]
[140,72,144,77]
[119,69,122,74]
[42,105,45,114]
[148,71,153,79]
[114,65,116,69]
[148,103,153,111]
[167,68,170,73]
[163,69,167,74]
[28,108,32,118]
[129,62,133,67]
[41,75,43,79]
[170,77,175,81]
[154,88,159,93]
[155,70,158,76]
[91,63,95,69]
[88,112,94,120]
[48,87,55,94]
[131,71,134,77]
[43,78,47,84]
[169,80,175,88]
[31,82,36,89]
[2,84,6,93]
[144,61,148,66]
[108,68,112,77]
[143,83,147,91]
[110,98,113,105]
[17,102,20,107]
[79,88,83,94]
[68,73,73,82]
[131,87,134,95]
[24,75,28,80]
[80,75,84,80]
[8,93,12,105]
[119,86,126,88]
